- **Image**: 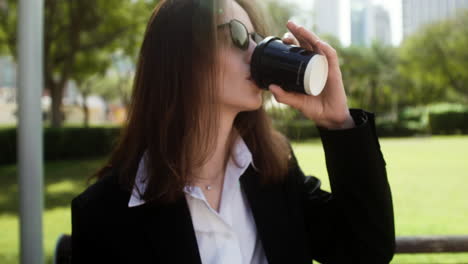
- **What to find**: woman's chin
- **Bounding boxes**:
[242,95,263,111]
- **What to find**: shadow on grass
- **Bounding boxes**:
[0,254,58,264]
[0,157,106,215]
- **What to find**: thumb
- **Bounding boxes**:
[269,84,305,111]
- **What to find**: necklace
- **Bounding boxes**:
[194,174,222,191]
[192,169,225,191]
[190,179,216,191]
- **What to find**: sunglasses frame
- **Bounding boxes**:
[217,19,264,50]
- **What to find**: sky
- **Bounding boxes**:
[282,0,403,46]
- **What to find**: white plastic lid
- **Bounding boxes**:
[303,54,328,96]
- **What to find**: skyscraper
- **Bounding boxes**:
[402,0,468,38]
[351,0,392,46]
[351,0,368,46]
[313,0,351,46]
[365,4,392,45]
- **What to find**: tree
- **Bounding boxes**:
[107,52,134,109]
[0,0,159,127]
[398,9,468,105]
[77,76,100,128]
[263,0,298,37]
[349,42,399,114]
[319,35,399,115]
[73,49,110,127]
[74,49,135,127]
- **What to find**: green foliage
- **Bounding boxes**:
[3,1,468,127]
[0,128,16,165]
[263,0,298,37]
[398,105,427,122]
[381,103,468,136]
[267,102,468,139]
[429,111,468,135]
[273,120,319,140]
[316,10,468,114]
[0,0,160,127]
[314,34,403,115]
[338,42,400,114]
[0,126,121,165]
[266,101,319,140]
[374,119,426,137]
[398,9,468,104]
[43,127,120,160]
[266,105,301,122]
[0,0,17,56]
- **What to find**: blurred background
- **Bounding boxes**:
[1,0,467,263]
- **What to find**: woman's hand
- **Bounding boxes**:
[269,21,355,130]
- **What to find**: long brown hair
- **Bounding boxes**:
[94,0,292,204]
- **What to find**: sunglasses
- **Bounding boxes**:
[217,19,264,50]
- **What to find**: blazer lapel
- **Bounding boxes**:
[129,196,202,264]
[240,165,288,263]
[240,164,307,264]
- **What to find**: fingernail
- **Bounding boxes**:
[287,20,296,27]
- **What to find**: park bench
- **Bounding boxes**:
[53,234,468,263]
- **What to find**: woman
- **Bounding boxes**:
[71,0,395,263]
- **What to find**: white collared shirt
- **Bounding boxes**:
[128,136,269,264]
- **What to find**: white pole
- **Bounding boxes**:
[17,0,44,263]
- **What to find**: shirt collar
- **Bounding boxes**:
[128,134,257,207]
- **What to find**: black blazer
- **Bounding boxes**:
[71,108,395,264]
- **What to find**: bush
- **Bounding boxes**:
[398,105,426,123]
[274,116,426,139]
[273,120,319,140]
[429,111,468,135]
[266,105,302,122]
[375,119,424,137]
[426,103,468,134]
[0,128,16,165]
[0,126,121,165]
[394,103,468,136]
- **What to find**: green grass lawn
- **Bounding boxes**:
[1,135,468,263]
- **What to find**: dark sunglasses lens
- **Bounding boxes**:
[230,20,249,50]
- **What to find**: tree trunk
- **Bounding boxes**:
[50,82,65,128]
[369,79,378,113]
[391,95,399,121]
[82,93,89,128]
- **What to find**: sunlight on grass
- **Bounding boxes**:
[0,158,105,264]
[46,180,77,194]
[0,214,18,263]
[43,207,72,259]
[292,135,468,263]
